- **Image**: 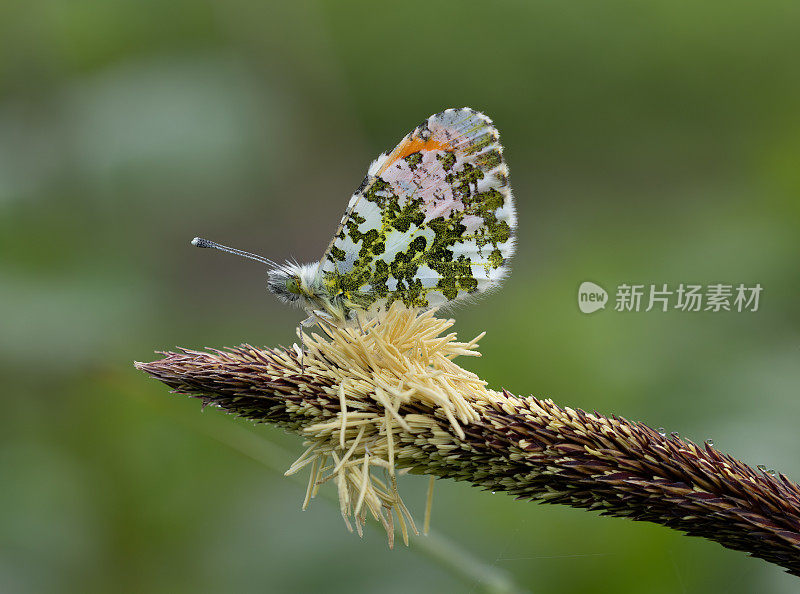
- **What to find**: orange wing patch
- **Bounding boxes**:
[378,135,449,175]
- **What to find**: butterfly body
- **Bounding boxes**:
[197,108,516,325]
[267,262,351,323]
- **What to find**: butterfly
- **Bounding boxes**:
[193,107,517,325]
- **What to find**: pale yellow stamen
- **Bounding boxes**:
[424,475,435,535]
[285,302,492,545]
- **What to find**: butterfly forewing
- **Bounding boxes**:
[317,108,516,315]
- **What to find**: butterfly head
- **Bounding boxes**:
[267,262,320,307]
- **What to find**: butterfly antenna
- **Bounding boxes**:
[191,237,277,267]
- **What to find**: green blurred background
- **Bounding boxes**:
[2,1,799,592]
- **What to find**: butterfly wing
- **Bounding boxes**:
[318,107,516,315]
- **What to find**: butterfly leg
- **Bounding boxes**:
[298,315,320,373]
[349,308,365,334]
[297,326,305,373]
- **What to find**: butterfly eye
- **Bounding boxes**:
[286,277,301,295]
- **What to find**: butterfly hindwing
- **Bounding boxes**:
[317,108,516,316]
